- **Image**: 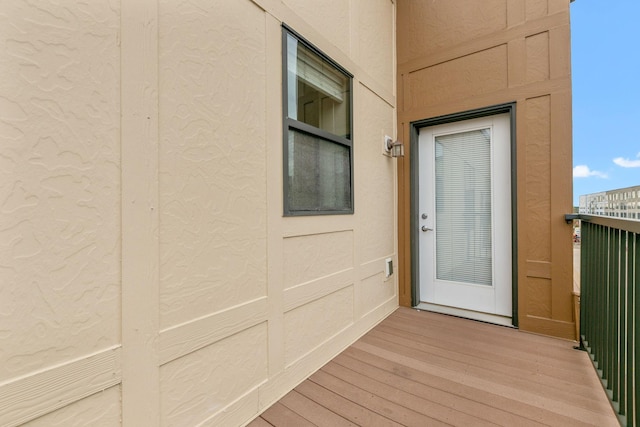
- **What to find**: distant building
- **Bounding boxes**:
[579,185,640,219]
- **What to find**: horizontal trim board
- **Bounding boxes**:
[159,297,268,365]
[0,346,122,427]
[359,255,396,280]
[284,269,354,312]
[526,260,552,279]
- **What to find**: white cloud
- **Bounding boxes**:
[573,165,608,179]
[613,152,640,168]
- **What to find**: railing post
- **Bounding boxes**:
[623,234,640,425]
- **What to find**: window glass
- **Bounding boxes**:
[286,34,351,139]
[283,27,353,215]
[287,130,351,212]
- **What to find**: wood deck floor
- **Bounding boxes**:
[248,307,618,427]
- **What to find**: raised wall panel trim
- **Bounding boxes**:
[398,11,568,74]
[359,255,395,280]
[283,268,354,312]
[527,260,552,279]
[0,346,121,427]
[159,297,268,365]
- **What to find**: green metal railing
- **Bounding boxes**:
[577,214,640,426]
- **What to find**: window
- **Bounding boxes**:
[283,26,353,215]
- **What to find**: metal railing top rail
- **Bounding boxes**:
[565,213,640,234]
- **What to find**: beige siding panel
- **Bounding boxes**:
[0,347,121,427]
[284,287,354,366]
[525,96,551,263]
[283,231,354,289]
[284,269,354,312]
[159,297,268,365]
[160,323,268,427]
[525,32,550,83]
[0,1,121,381]
[409,45,508,110]
[21,386,121,427]
[356,85,395,263]
[158,0,267,329]
[282,0,350,55]
[360,273,396,316]
[355,0,395,89]
[397,0,506,64]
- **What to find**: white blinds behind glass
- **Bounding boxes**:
[435,128,493,286]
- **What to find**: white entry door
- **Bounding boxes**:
[417,114,512,325]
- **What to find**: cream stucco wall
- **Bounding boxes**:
[0,0,398,426]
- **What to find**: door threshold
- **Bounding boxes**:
[415,302,514,327]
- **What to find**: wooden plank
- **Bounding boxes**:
[246,417,273,427]
[256,309,618,427]
[309,370,449,426]
[295,380,403,427]
[341,345,585,426]
[386,309,600,381]
[366,326,603,398]
[279,390,356,427]
[387,310,587,364]
[351,336,617,426]
[260,402,315,427]
[320,361,498,427]
[357,332,613,415]
[374,320,587,376]
[332,352,543,427]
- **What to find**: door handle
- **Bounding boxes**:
[421,226,433,232]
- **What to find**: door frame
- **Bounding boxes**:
[409,103,519,326]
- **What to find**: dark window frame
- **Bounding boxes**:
[282,24,354,216]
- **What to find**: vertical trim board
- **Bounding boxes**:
[121,0,161,425]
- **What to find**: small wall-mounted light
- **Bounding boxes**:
[384,136,405,158]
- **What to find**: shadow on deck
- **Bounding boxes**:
[248,307,618,426]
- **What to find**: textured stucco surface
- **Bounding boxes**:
[355,0,395,88]
[158,0,267,328]
[0,0,121,381]
[283,0,351,55]
[2,0,397,425]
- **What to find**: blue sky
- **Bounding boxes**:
[571,0,640,205]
